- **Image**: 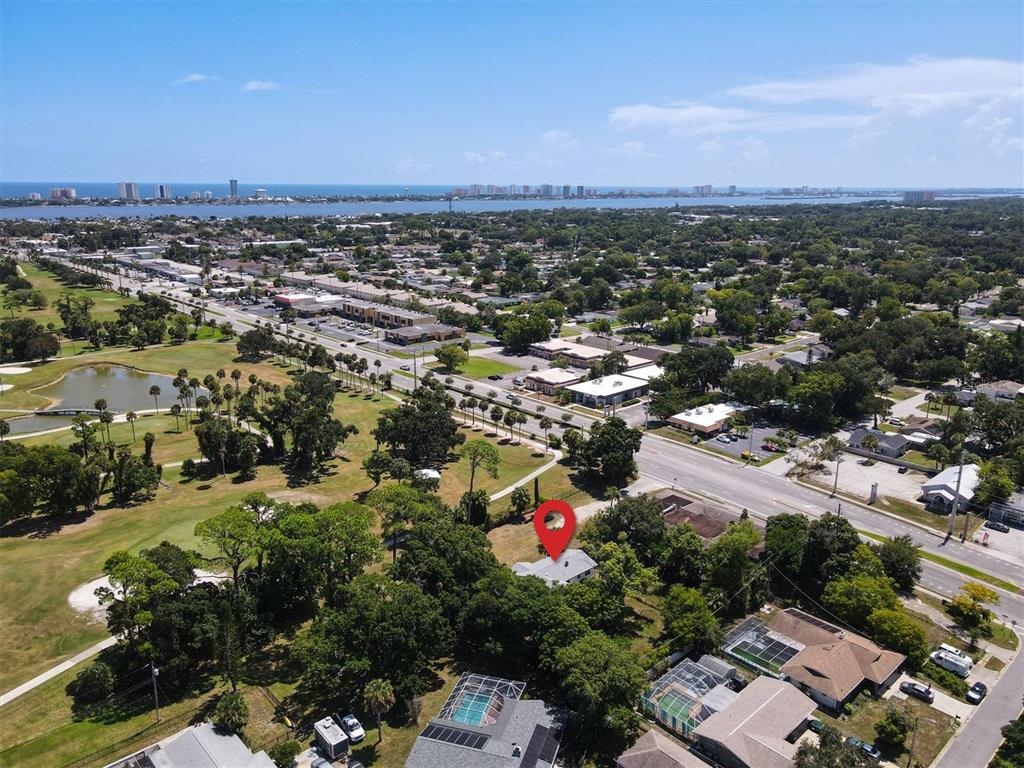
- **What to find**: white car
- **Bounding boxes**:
[339,713,365,743]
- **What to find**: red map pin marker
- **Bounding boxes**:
[533,499,576,561]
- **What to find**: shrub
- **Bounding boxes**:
[268,740,301,768]
[875,706,911,749]
[181,458,197,477]
[66,661,115,709]
[921,660,969,697]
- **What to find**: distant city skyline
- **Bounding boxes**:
[2,2,1022,187]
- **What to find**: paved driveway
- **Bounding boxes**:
[884,672,975,720]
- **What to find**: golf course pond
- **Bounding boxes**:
[5,365,181,435]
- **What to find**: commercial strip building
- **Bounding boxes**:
[528,338,649,370]
[512,549,598,586]
[384,323,465,345]
[272,291,437,328]
[102,722,275,768]
[523,368,584,395]
[556,364,666,408]
[667,403,745,434]
[404,673,563,768]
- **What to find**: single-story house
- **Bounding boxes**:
[693,676,816,768]
[103,722,275,768]
[404,674,563,768]
[565,374,650,408]
[513,549,597,586]
[523,368,584,395]
[616,729,708,768]
[921,463,980,512]
[976,380,1024,402]
[848,427,910,458]
[769,608,905,712]
[777,344,832,370]
[668,403,745,435]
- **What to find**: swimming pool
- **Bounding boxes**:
[449,692,496,726]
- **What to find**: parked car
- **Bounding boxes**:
[807,718,823,734]
[898,466,909,474]
[487,374,503,380]
[985,520,1011,533]
[887,417,906,426]
[512,378,524,386]
[900,681,935,703]
[716,434,732,444]
[333,713,365,743]
[311,759,331,768]
[966,682,988,704]
[845,736,882,760]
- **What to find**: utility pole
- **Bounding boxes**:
[946,447,966,539]
[150,663,161,722]
[906,716,919,768]
[413,349,418,389]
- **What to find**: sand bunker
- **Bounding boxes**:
[0,384,12,393]
[69,569,226,622]
[0,367,31,375]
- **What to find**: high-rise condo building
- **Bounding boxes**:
[154,184,171,199]
[229,179,239,198]
[562,185,571,197]
[118,182,140,201]
[254,188,268,199]
[576,185,584,197]
[49,188,77,200]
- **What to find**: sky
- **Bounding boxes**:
[2,1,1022,188]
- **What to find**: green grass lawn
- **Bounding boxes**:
[559,325,584,338]
[13,263,133,328]
[886,385,921,401]
[985,656,1006,672]
[914,592,1019,652]
[16,413,202,466]
[816,693,954,767]
[430,356,521,379]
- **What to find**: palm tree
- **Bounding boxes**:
[126,411,138,442]
[169,403,182,432]
[539,415,553,448]
[0,418,9,442]
[149,384,161,414]
[363,679,395,745]
[861,433,879,454]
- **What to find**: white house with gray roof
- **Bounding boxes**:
[404,674,564,768]
[512,549,598,586]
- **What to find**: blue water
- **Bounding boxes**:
[0,194,908,220]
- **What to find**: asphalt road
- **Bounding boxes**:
[65,261,1024,622]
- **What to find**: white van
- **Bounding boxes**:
[930,650,971,679]
[938,643,973,665]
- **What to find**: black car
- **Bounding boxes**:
[807,718,823,734]
[900,680,935,703]
[487,374,503,381]
[967,681,988,704]
[985,520,1011,533]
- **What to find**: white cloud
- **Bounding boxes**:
[541,129,579,150]
[696,138,723,160]
[395,154,435,174]
[462,150,509,169]
[175,73,215,84]
[241,80,281,92]
[609,103,870,134]
[963,93,1024,156]
[727,57,1022,117]
[738,135,769,163]
[601,141,658,159]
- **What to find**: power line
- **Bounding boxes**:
[765,560,864,636]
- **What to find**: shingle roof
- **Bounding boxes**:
[616,729,707,768]
[769,609,905,702]
[693,676,815,768]
[512,549,597,585]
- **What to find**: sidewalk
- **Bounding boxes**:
[0,636,117,706]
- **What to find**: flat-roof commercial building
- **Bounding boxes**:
[405,673,564,768]
[523,368,584,395]
[692,676,816,768]
[565,374,651,408]
[528,339,648,371]
[512,549,597,586]
[384,323,465,345]
[668,403,744,434]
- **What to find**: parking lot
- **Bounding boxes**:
[702,425,795,462]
